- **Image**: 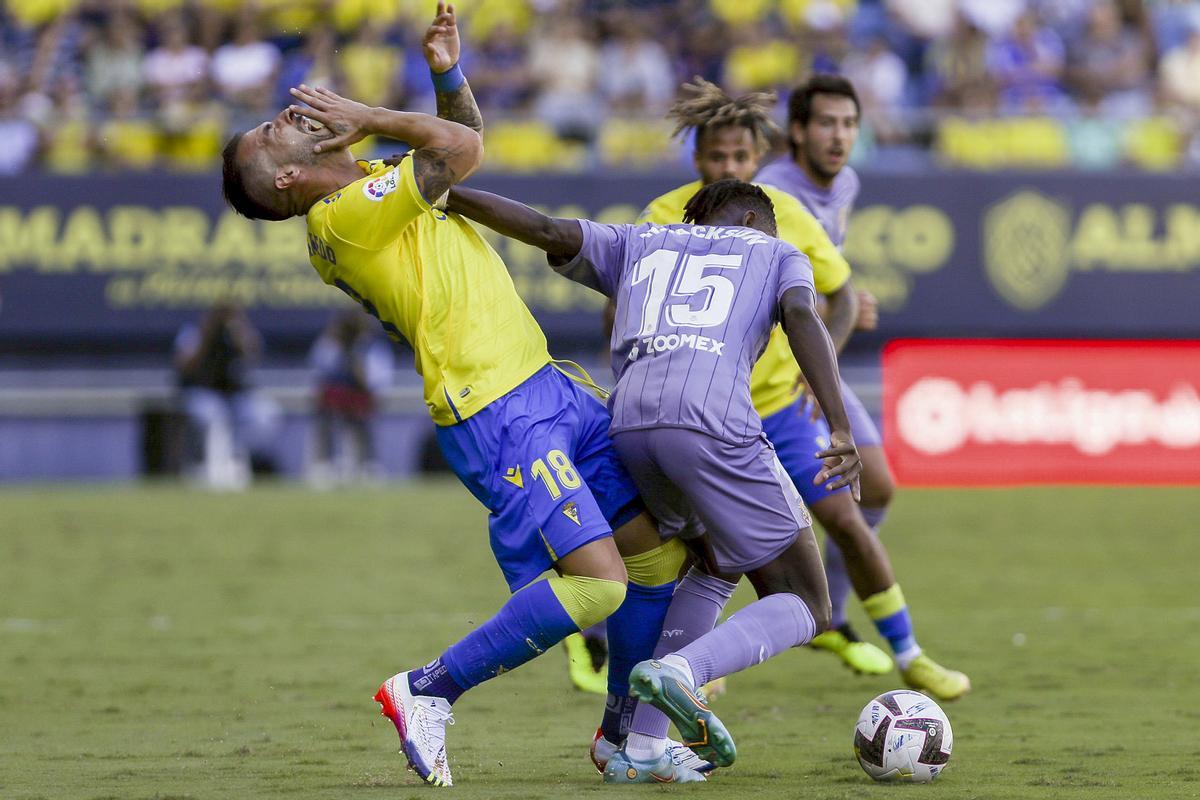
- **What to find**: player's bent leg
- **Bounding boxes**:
[598,520,686,747]
[857,444,895,530]
[862,585,971,701]
[764,398,889,672]
[612,564,731,775]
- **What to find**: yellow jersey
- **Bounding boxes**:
[306,157,551,426]
[638,180,851,417]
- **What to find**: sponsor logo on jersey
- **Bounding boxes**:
[635,333,725,358]
[362,169,399,201]
[502,465,524,489]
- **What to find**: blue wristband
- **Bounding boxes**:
[431,63,465,93]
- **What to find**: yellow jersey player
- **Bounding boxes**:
[634,79,968,701]
[219,5,701,786]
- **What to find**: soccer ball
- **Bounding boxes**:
[853,690,953,782]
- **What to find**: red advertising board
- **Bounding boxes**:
[882,340,1200,486]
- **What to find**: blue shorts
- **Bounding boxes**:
[436,365,643,592]
[761,396,848,506]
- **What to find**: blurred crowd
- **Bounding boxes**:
[2,0,1200,174]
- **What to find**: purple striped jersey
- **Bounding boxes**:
[755,159,860,247]
[560,220,814,444]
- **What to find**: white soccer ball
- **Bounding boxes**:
[853,690,953,782]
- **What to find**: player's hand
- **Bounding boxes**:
[288,85,373,153]
[423,2,460,75]
[855,289,878,331]
[815,429,862,502]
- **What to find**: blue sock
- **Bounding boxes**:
[413,579,579,704]
[600,580,675,742]
[864,585,918,657]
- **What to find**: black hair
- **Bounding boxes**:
[683,179,776,234]
[787,73,860,155]
[221,133,290,221]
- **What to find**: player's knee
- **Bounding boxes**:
[549,573,627,630]
[818,502,873,550]
[622,537,687,588]
[859,458,896,510]
[805,590,833,634]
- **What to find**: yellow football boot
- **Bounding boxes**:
[900,653,971,701]
[811,625,893,675]
[563,632,608,695]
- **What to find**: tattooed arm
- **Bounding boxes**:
[423,2,484,133]
[288,85,482,202]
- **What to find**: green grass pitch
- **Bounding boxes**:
[2,482,1198,799]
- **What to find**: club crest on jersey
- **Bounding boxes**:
[362,169,399,201]
[502,466,523,489]
[562,501,581,526]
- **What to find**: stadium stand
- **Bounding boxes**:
[0,0,1197,174]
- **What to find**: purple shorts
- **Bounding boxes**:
[611,427,813,574]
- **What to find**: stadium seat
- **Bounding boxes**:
[1124,117,1183,172]
[482,120,587,173]
[710,0,776,27]
[597,119,678,170]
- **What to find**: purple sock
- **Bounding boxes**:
[628,568,736,740]
[678,593,817,686]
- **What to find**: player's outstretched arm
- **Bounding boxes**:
[423,2,483,133]
[780,285,862,499]
[446,187,584,261]
[288,84,482,202]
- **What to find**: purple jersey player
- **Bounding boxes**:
[755,75,970,702]
[446,179,862,783]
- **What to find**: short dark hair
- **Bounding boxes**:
[221,133,290,221]
[683,179,776,233]
[787,73,860,128]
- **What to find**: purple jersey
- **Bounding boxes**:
[559,220,814,444]
[755,159,860,247]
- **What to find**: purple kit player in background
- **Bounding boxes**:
[756,74,907,650]
[446,179,863,783]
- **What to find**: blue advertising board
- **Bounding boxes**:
[1,169,1197,352]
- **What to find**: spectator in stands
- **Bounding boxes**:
[211,8,282,125]
[277,25,339,111]
[0,64,39,175]
[307,309,394,488]
[1161,20,1200,113]
[1066,0,1153,118]
[174,301,280,491]
[597,13,674,114]
[467,21,533,113]
[988,9,1068,113]
[843,35,908,142]
[97,85,158,170]
[529,16,603,141]
[924,10,994,111]
[83,11,143,111]
[143,14,208,109]
[339,24,404,111]
[723,21,805,94]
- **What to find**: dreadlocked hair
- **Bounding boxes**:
[667,77,781,154]
[683,179,777,236]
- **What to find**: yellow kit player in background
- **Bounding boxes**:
[629,79,969,703]
[219,4,699,786]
